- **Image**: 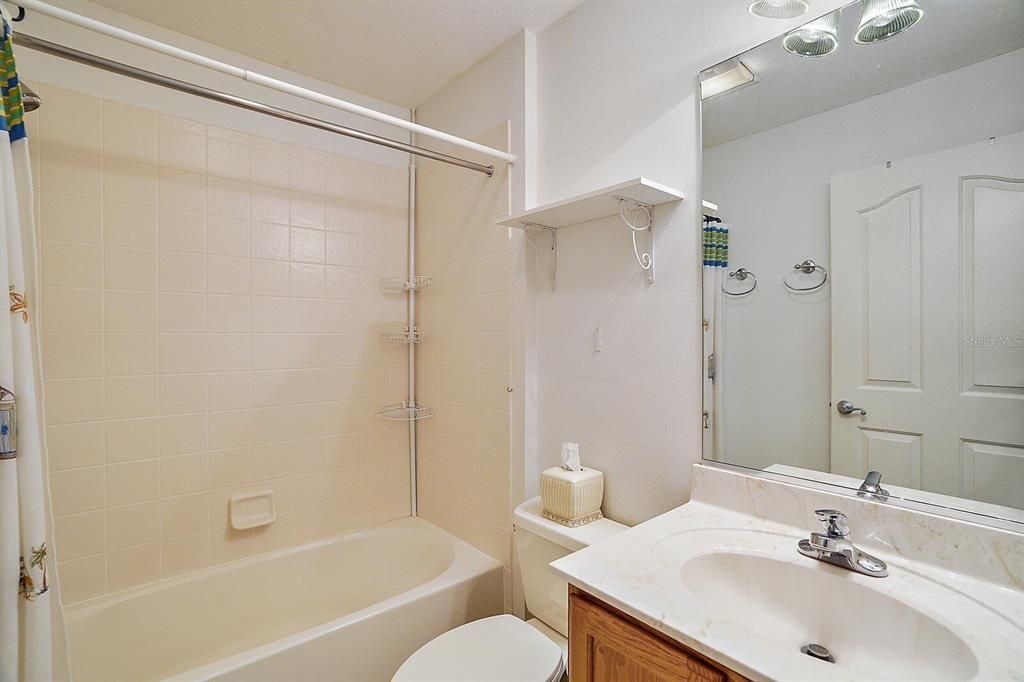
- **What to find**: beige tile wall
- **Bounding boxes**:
[414,124,514,610]
[29,83,413,604]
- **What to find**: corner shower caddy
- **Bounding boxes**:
[380,327,425,344]
[497,177,685,289]
[379,275,433,294]
[379,271,433,423]
[377,402,434,421]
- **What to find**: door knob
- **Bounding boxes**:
[837,400,867,416]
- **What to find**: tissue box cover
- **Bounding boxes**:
[540,466,604,527]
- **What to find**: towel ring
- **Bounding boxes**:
[783,259,828,292]
[723,267,757,296]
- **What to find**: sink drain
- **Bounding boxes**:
[801,643,835,664]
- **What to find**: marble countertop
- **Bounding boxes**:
[551,466,1024,682]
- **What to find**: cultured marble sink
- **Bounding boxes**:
[679,548,977,681]
[552,485,1024,682]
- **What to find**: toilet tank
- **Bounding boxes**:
[512,497,628,638]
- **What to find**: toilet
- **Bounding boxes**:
[393,496,627,681]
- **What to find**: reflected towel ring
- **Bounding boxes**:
[723,267,757,296]
[783,259,828,292]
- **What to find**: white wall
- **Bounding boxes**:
[15,0,411,166]
[531,0,848,525]
[413,32,533,214]
[704,48,1024,472]
[414,30,546,514]
[413,32,534,613]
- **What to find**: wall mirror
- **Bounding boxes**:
[699,0,1024,525]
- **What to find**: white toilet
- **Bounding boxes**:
[393,496,627,682]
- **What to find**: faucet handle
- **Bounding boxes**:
[814,509,850,538]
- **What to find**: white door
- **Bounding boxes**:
[830,133,1024,507]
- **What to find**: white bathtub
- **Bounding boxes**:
[65,518,504,682]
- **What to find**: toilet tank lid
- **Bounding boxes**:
[392,615,563,682]
[513,497,628,552]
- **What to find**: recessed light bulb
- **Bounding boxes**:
[783,11,841,58]
[749,0,810,20]
[855,0,924,45]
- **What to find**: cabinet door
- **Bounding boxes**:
[569,589,736,682]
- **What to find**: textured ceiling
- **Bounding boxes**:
[88,0,581,108]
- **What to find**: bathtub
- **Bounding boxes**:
[65,518,504,682]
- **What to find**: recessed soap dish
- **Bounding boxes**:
[229,490,276,530]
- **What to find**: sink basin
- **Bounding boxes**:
[680,552,978,682]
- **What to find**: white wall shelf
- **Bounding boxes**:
[498,177,685,286]
[496,177,684,230]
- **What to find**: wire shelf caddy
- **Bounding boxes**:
[379,275,432,294]
[377,402,434,421]
[380,328,424,344]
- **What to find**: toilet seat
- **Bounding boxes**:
[392,615,564,682]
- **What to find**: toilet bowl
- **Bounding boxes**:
[393,497,627,681]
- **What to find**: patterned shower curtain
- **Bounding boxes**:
[702,220,728,460]
[1,14,67,682]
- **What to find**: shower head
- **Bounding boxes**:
[21,80,41,112]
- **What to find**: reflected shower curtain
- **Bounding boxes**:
[702,220,728,461]
[1,15,67,682]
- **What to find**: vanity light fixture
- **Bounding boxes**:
[700,59,757,100]
[782,10,840,58]
[748,0,809,20]
[855,0,924,44]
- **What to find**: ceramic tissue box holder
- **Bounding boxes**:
[540,466,604,527]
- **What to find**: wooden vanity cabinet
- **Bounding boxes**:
[568,586,749,682]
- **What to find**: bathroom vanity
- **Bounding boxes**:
[569,585,748,682]
[553,465,1024,682]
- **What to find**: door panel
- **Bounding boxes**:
[859,429,923,489]
[831,133,1024,502]
[862,188,922,387]
[961,441,1024,510]
[960,176,1024,392]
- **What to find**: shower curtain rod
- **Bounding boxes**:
[8,0,515,168]
[13,33,495,176]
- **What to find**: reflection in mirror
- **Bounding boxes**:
[700,0,1024,524]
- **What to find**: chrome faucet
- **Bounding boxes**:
[857,470,890,501]
[798,509,888,577]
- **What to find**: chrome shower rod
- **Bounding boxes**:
[14,32,495,176]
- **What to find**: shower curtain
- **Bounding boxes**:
[702,220,728,460]
[1,15,67,682]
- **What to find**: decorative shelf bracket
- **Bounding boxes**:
[615,196,655,284]
[523,223,558,292]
